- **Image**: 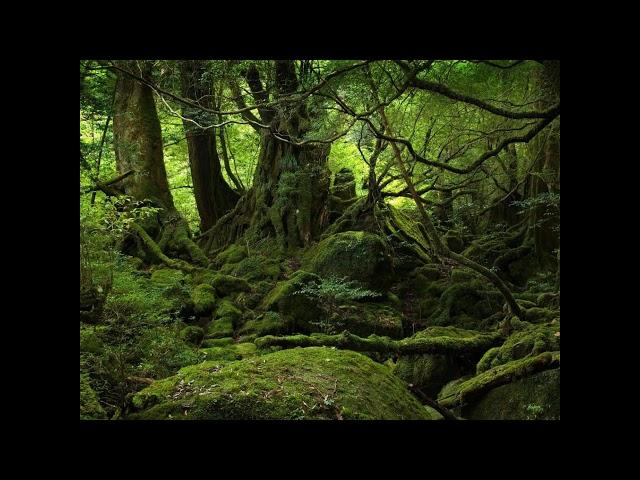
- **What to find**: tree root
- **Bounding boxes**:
[130,223,200,273]
[254,330,503,356]
[437,351,560,409]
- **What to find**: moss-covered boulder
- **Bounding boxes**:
[394,327,485,397]
[476,321,560,374]
[128,347,439,420]
[211,274,251,297]
[462,368,560,420]
[80,374,107,420]
[191,284,216,315]
[200,341,258,362]
[260,270,322,332]
[427,280,503,329]
[214,243,247,266]
[150,268,185,287]
[179,326,204,346]
[303,231,392,291]
[524,307,558,324]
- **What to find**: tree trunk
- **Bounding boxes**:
[179,60,239,234]
[204,61,331,253]
[112,60,207,266]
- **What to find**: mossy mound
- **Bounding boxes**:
[200,341,258,362]
[394,327,487,396]
[80,374,107,420]
[150,268,185,287]
[221,255,281,282]
[213,243,247,266]
[260,270,322,332]
[179,326,204,346]
[476,321,560,374]
[427,279,503,329]
[191,284,216,315]
[80,325,105,354]
[211,274,251,297]
[524,307,558,324]
[303,231,393,291]
[128,347,439,420]
[462,368,560,420]
[238,311,291,337]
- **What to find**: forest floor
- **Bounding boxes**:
[80,211,560,421]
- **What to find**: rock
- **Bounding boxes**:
[191,284,216,315]
[129,347,440,420]
[211,274,251,297]
[462,368,560,420]
[261,270,322,332]
[179,326,204,346]
[303,231,392,291]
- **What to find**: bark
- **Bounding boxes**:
[203,60,331,252]
[112,61,206,266]
[179,60,239,233]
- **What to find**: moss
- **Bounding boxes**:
[339,303,404,339]
[214,243,247,266]
[206,317,234,339]
[201,337,234,348]
[179,326,204,346]
[238,311,291,337]
[80,326,105,354]
[222,255,281,282]
[150,268,184,287]
[128,347,437,420]
[476,321,560,373]
[524,307,558,324]
[516,299,538,310]
[191,284,216,315]
[443,230,465,253]
[200,342,257,362]
[80,374,107,420]
[394,326,488,396]
[303,231,393,291]
[428,280,503,328]
[260,270,322,332]
[450,268,476,283]
[536,292,560,308]
[215,299,243,326]
[211,274,251,297]
[438,351,560,408]
[462,368,560,420]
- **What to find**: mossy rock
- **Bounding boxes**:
[414,265,442,281]
[214,243,247,266]
[200,341,258,362]
[128,347,440,420]
[179,326,204,346]
[215,299,243,326]
[191,284,216,315]
[206,317,234,339]
[150,268,185,287]
[303,231,393,291]
[536,292,560,308]
[462,368,560,420]
[211,274,251,297]
[201,337,235,348]
[222,255,281,282]
[261,270,322,332]
[428,280,503,328]
[450,268,476,283]
[444,231,465,254]
[476,321,560,374]
[80,374,107,420]
[394,327,486,396]
[238,312,291,337]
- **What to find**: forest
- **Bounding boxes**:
[80,59,560,421]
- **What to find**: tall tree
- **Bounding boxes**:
[112,60,206,266]
[179,60,239,233]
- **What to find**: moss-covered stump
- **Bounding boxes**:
[303,231,393,291]
[462,368,560,420]
[80,374,107,420]
[476,321,560,374]
[394,327,489,397]
[260,270,322,332]
[128,347,439,420]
